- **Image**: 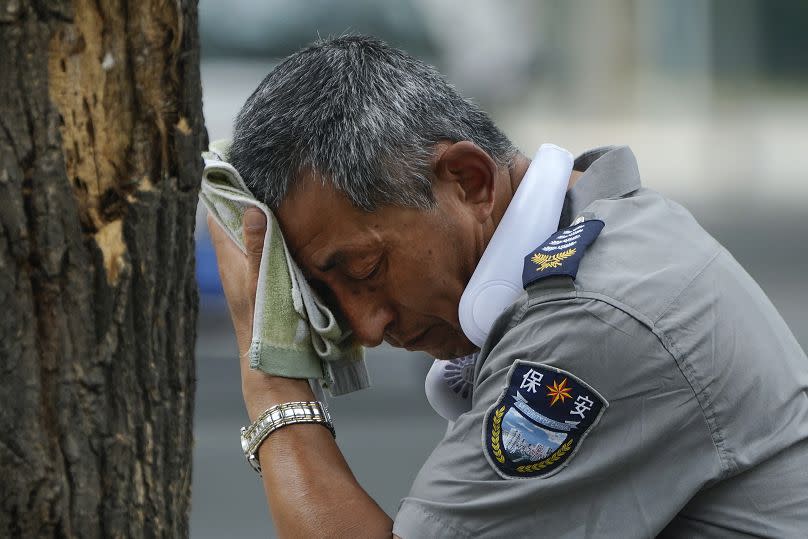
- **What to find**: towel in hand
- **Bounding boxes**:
[199,140,369,396]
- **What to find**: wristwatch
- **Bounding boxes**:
[240,400,335,474]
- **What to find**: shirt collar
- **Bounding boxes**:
[558,145,642,227]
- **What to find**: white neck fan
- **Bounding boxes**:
[425,144,574,422]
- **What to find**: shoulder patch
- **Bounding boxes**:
[522,219,604,289]
[483,360,607,479]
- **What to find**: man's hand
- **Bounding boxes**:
[207,208,265,356]
[207,208,311,421]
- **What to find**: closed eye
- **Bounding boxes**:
[351,254,385,281]
[355,261,381,281]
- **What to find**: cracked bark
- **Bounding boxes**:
[0,0,205,536]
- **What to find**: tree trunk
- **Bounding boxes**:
[0,0,205,536]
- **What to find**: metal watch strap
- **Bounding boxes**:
[240,401,334,474]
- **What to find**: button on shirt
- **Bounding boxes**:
[392,146,808,538]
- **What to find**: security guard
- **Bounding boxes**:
[208,36,808,538]
[210,144,808,538]
[393,146,808,537]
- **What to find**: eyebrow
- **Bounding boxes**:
[312,237,380,273]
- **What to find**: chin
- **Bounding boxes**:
[427,335,479,360]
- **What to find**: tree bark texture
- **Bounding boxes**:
[0,0,205,536]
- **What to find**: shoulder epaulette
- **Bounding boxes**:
[522,220,605,289]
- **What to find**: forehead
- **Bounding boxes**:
[274,176,382,265]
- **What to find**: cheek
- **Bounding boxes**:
[388,236,464,315]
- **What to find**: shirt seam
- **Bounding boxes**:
[651,246,723,325]
[395,499,473,539]
[650,248,735,476]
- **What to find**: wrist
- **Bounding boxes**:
[242,374,315,422]
[241,400,334,475]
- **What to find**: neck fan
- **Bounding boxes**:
[425,144,574,421]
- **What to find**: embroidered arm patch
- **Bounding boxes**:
[483,360,607,479]
[522,219,604,289]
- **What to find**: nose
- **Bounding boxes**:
[334,285,394,348]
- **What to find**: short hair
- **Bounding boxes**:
[230,35,517,211]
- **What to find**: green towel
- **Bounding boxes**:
[199,140,369,396]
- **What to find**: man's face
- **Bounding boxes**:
[275,173,483,360]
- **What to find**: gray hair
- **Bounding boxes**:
[230,35,517,211]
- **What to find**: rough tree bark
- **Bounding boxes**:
[0,0,205,536]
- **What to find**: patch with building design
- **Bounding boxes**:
[522,219,604,289]
[483,360,608,479]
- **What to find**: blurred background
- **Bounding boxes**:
[192,1,808,536]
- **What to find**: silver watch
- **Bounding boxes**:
[240,400,335,474]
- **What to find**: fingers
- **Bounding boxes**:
[243,208,267,252]
[243,207,267,282]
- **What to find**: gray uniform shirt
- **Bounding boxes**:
[393,146,808,538]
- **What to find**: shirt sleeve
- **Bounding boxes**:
[393,297,722,539]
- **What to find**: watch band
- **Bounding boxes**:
[240,400,334,474]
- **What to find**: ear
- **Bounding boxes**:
[434,141,498,223]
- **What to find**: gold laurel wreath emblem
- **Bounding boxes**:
[531,248,576,272]
[516,438,575,474]
[490,406,507,464]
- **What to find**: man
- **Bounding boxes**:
[209,35,808,537]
